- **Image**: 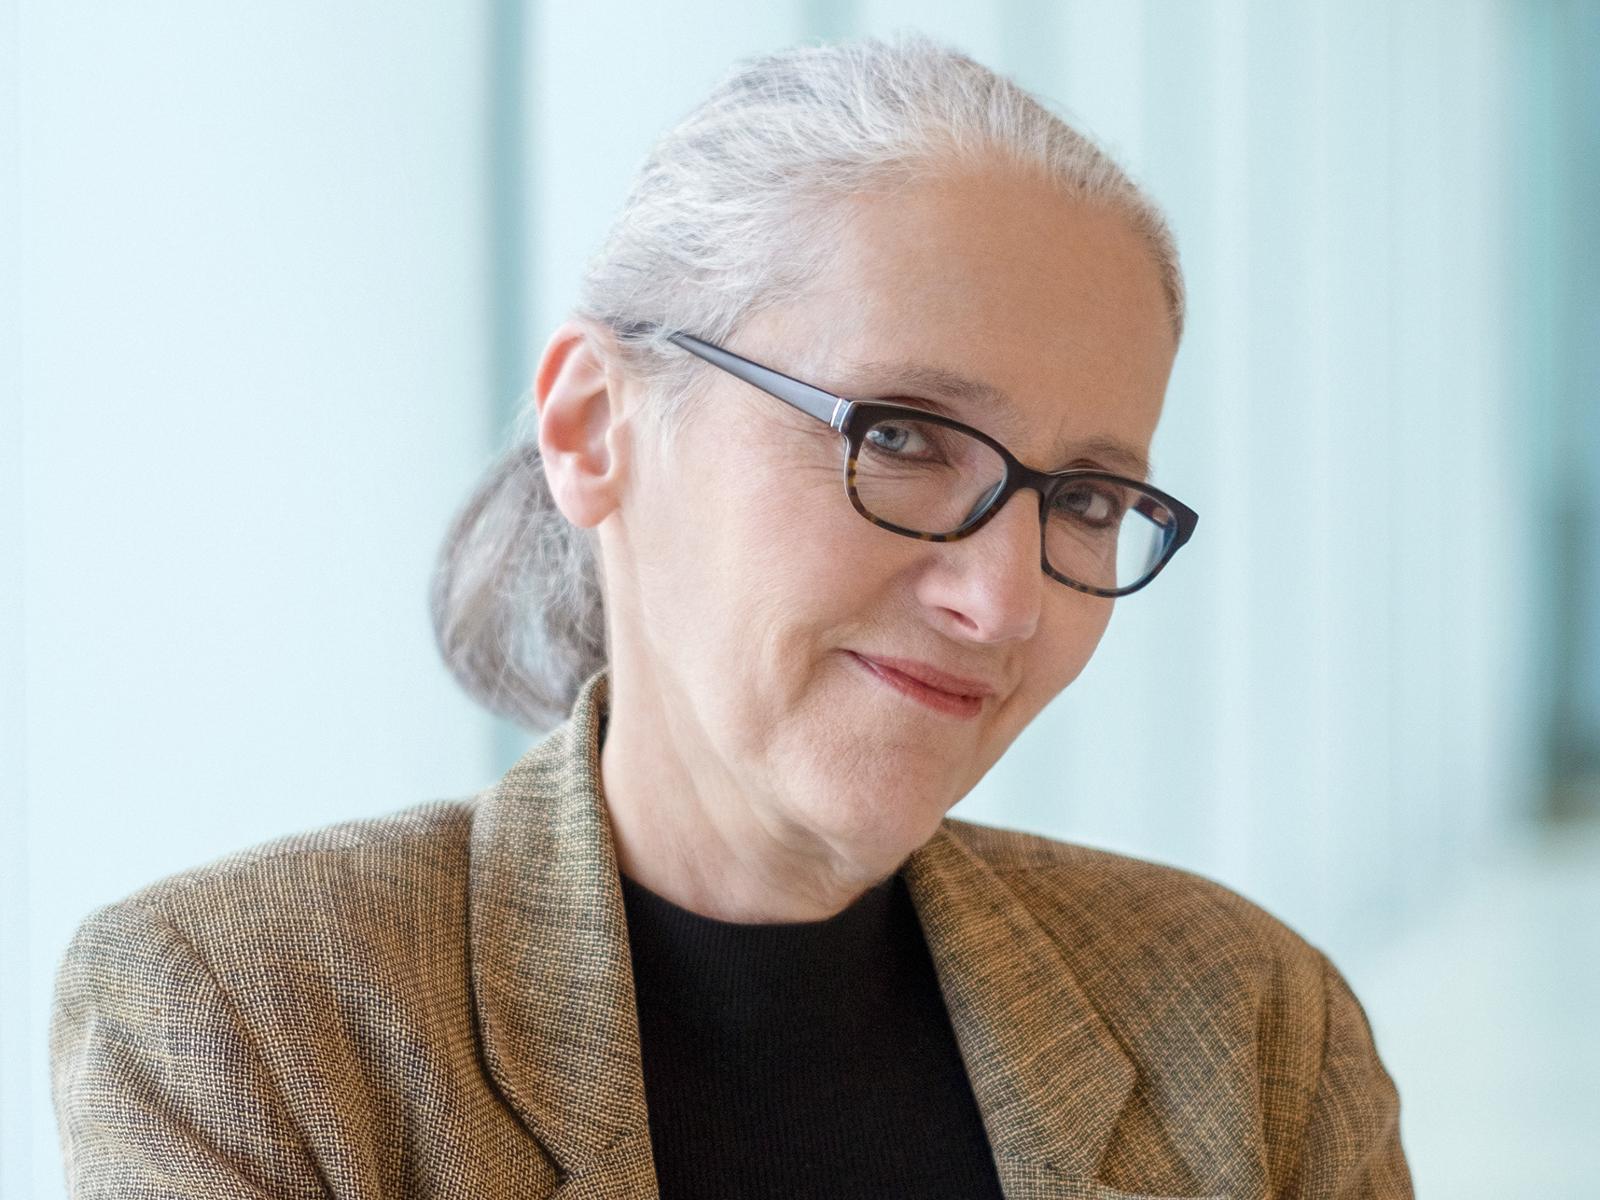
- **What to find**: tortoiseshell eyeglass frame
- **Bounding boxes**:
[633,323,1199,598]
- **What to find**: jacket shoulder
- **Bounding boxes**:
[48,797,558,1195]
[941,814,1322,967]
[139,796,471,891]
[72,797,479,967]
[940,817,1384,1193]
[938,814,1338,1086]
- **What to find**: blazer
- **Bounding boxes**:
[50,667,1413,1199]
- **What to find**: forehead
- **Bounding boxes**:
[816,162,1170,342]
[767,162,1176,467]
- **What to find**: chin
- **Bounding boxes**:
[791,771,951,862]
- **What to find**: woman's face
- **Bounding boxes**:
[601,161,1176,877]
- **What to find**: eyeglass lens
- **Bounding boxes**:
[851,414,1174,593]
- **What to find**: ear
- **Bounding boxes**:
[534,319,630,530]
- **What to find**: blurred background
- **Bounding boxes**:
[3,1,1597,1196]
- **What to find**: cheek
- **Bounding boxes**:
[731,486,886,654]
[1030,596,1115,701]
[647,431,867,665]
[710,431,878,602]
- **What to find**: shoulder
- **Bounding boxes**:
[937,824,1410,1191]
[127,795,473,911]
[939,815,1333,1047]
[943,814,1321,961]
[61,797,479,981]
[47,799,532,1192]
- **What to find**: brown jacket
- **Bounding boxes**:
[50,668,1412,1199]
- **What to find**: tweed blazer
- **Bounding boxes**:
[51,668,1412,1199]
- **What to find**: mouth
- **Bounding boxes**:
[845,651,989,720]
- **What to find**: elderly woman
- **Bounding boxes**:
[50,33,1412,1200]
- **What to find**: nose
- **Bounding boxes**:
[917,488,1044,644]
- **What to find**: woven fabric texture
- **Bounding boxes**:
[50,667,1412,1199]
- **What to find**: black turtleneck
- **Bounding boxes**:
[618,867,1007,1199]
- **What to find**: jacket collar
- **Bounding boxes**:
[468,667,1143,1199]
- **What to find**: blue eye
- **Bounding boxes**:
[865,423,924,456]
[1051,483,1126,528]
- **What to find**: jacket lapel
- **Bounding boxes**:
[467,667,658,1197]
[468,667,1210,1200]
[902,825,1145,1198]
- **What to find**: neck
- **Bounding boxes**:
[597,656,901,925]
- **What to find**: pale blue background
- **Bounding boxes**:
[4,2,1598,1197]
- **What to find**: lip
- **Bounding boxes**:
[846,651,994,719]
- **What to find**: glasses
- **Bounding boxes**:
[646,326,1199,598]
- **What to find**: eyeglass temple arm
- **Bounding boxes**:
[665,331,851,432]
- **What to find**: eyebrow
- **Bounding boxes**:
[837,358,1154,482]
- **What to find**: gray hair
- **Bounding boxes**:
[431,30,1186,732]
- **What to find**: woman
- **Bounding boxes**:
[50,33,1412,1200]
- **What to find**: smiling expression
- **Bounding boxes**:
[599,157,1177,870]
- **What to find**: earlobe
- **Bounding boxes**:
[534,321,628,530]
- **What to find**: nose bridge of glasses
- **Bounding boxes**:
[966,476,1044,555]
[922,445,1063,540]
[951,483,1050,628]
[966,460,1058,528]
